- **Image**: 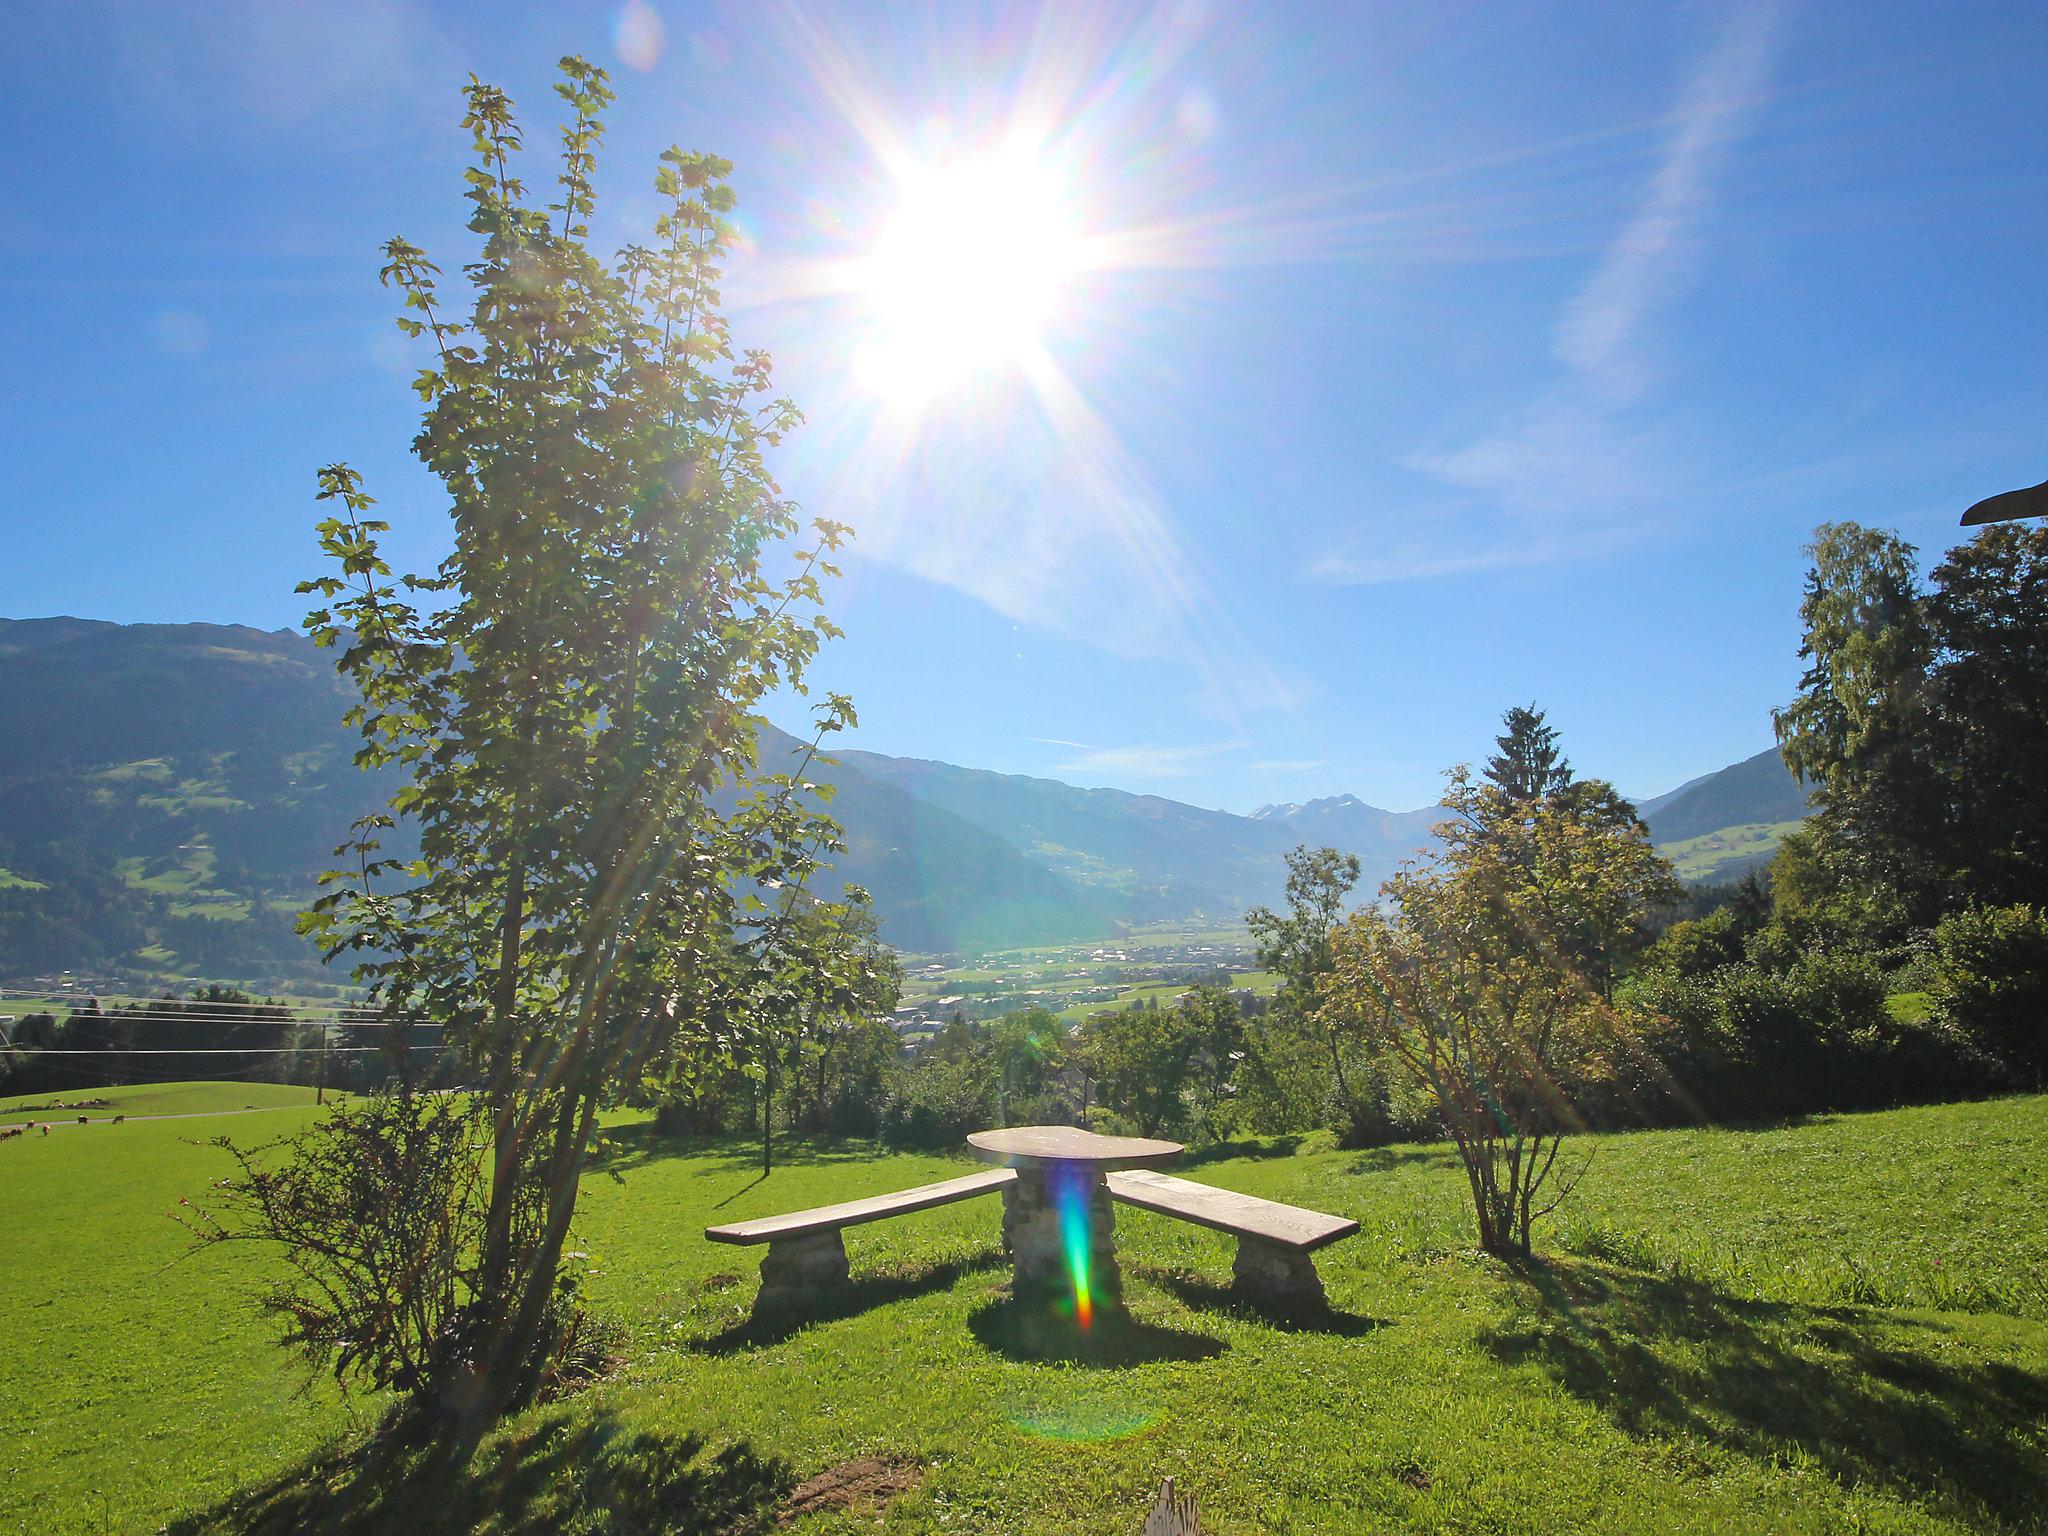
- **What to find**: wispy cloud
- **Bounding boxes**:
[1314,4,1782,586]
[110,0,451,132]
[1054,740,1245,781]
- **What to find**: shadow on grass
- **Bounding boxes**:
[967,1294,1227,1367]
[163,1406,790,1536]
[1132,1262,1389,1337]
[1176,1134,1306,1167]
[1484,1258,2048,1531]
[688,1251,1005,1355]
[592,1123,913,1177]
[1343,1144,1463,1176]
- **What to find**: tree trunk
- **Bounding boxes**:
[478,857,529,1313]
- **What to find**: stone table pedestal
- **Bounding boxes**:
[1000,1162,1122,1311]
[966,1125,1183,1321]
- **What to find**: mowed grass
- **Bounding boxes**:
[0,1101,355,1535]
[3,1096,2046,1534]
[0,1079,339,1125]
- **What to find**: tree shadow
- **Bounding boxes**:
[590,1124,916,1177]
[688,1251,1005,1355]
[1343,1144,1462,1176]
[163,1406,790,1536]
[967,1294,1228,1367]
[1178,1134,1305,1167]
[1482,1258,2048,1531]
[710,1172,770,1210]
[1131,1262,1389,1337]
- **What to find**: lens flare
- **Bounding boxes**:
[1051,1164,1095,1329]
[854,147,1089,406]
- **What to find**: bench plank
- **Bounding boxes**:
[1106,1170,1358,1252]
[706,1166,1017,1245]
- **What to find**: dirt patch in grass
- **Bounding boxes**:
[777,1455,923,1524]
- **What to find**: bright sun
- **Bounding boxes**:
[855,148,1086,406]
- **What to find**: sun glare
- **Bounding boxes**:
[855,148,1086,406]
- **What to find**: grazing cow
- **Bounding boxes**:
[112,1114,126,1124]
[77,1115,88,1124]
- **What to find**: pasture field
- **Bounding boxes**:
[1,1092,2044,1534]
[0,1079,339,1125]
[1057,971,1282,1023]
[1658,819,1803,881]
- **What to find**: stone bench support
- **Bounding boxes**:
[706,1167,1017,1318]
[1106,1169,1359,1311]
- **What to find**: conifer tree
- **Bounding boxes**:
[1484,704,1572,801]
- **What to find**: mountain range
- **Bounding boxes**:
[0,617,1809,980]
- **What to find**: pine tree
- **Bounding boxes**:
[1484,704,1572,801]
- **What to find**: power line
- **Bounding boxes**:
[19,1024,448,1036]
[16,1045,442,1057]
[0,990,371,1012]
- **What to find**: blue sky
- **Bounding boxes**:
[3,1,2042,812]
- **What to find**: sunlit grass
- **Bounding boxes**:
[4,1092,2044,1533]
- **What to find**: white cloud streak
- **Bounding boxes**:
[1054,740,1245,781]
[1315,4,1782,586]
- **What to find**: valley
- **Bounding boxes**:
[0,617,1810,991]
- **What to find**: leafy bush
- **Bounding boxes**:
[1925,903,2048,1088]
[1642,905,1751,980]
[1627,947,1977,1121]
[877,1052,996,1151]
[191,1090,577,1410]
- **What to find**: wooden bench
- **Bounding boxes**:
[1107,1169,1358,1309]
[706,1167,1017,1314]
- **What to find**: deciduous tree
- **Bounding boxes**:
[1323,762,1679,1258]
[270,59,856,1422]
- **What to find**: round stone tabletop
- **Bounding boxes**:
[966,1124,1183,1171]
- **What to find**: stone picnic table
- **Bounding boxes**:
[965,1124,1183,1315]
[706,1123,1357,1318]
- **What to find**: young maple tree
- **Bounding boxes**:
[1322,755,1678,1258]
[286,58,859,1418]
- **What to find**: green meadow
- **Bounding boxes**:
[1657,819,1804,881]
[1,1090,2044,1535]
[0,1079,338,1125]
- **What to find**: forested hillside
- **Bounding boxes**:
[0,617,1798,980]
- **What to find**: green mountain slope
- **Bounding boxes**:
[754,726,1113,952]
[839,755,1437,919]
[0,619,1112,977]
[0,617,1820,979]
[1639,747,1811,844]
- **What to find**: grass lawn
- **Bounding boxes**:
[0,1079,342,1125]
[2,1094,2044,1534]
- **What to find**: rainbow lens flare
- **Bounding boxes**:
[1051,1164,1095,1329]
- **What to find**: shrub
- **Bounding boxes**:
[1643,906,1751,980]
[877,1053,996,1151]
[1626,944,1987,1122]
[1925,903,2048,1088]
[191,1090,576,1409]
